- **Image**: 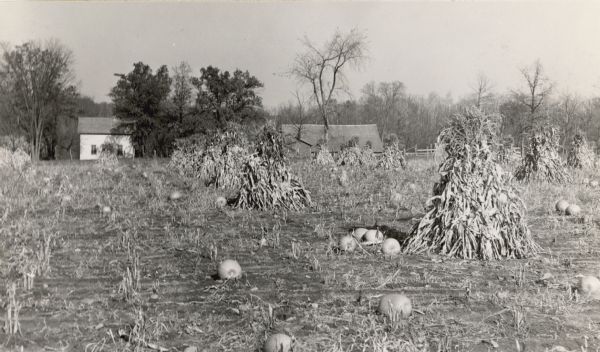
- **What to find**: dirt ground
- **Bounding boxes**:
[1,158,600,351]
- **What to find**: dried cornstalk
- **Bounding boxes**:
[314,146,335,166]
[169,130,249,188]
[232,126,312,210]
[404,108,539,260]
[514,127,571,183]
[378,143,406,170]
[337,146,377,167]
[4,282,21,335]
[567,133,594,169]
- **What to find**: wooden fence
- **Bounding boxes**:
[404,144,436,158]
[404,144,523,159]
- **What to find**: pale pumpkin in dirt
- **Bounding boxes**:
[218,259,242,280]
[555,199,569,213]
[578,275,600,298]
[352,228,368,240]
[382,238,401,256]
[364,229,383,243]
[264,333,292,352]
[379,293,412,320]
[565,204,581,216]
[169,190,183,201]
[215,196,227,208]
[339,235,356,252]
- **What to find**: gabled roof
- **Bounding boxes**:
[77,117,132,135]
[280,124,383,152]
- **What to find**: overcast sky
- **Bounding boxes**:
[1,1,600,109]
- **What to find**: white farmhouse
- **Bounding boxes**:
[78,117,134,160]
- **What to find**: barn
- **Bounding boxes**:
[280,124,383,156]
[78,117,134,160]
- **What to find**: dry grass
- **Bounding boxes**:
[0,156,600,351]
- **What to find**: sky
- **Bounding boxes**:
[1,1,600,109]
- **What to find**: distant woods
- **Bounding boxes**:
[281,30,600,152]
[2,37,600,160]
[277,61,600,152]
[0,39,266,160]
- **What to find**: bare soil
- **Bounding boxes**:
[1,159,600,351]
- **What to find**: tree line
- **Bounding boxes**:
[0,40,113,160]
[109,62,266,157]
[0,40,266,160]
[277,58,600,152]
[2,36,599,161]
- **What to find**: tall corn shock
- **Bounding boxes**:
[403,108,540,260]
[514,127,571,183]
[378,143,407,170]
[169,129,249,189]
[232,126,312,210]
[337,146,377,167]
[314,146,335,166]
[567,133,595,169]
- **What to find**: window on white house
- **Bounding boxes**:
[91,145,97,155]
[117,144,123,156]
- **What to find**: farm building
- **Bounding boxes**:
[280,124,383,156]
[78,117,134,160]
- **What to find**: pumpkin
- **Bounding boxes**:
[217,259,242,280]
[565,204,581,216]
[102,206,111,213]
[169,190,183,201]
[382,238,401,256]
[264,333,292,352]
[378,293,412,321]
[555,199,569,213]
[339,235,356,252]
[215,196,227,208]
[364,229,383,243]
[352,228,368,240]
[590,180,599,188]
[578,275,600,297]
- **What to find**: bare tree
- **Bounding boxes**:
[470,72,494,109]
[361,81,405,139]
[559,93,580,141]
[0,40,77,161]
[514,59,553,130]
[290,28,368,141]
[290,90,311,140]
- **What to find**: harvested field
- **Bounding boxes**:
[2,158,600,351]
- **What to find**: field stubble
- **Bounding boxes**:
[1,158,600,351]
